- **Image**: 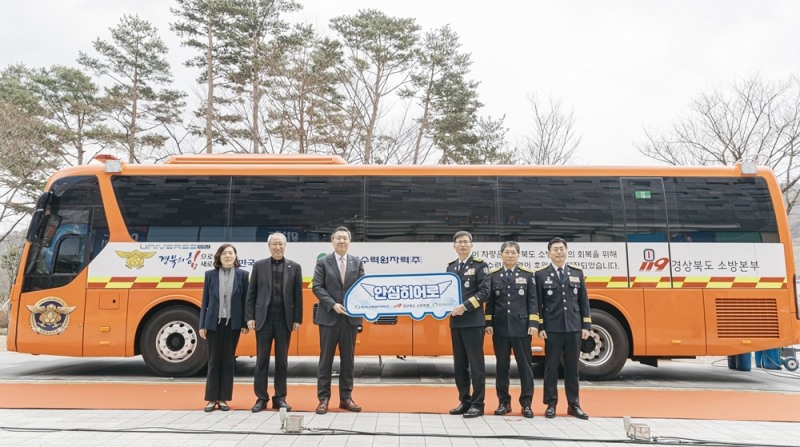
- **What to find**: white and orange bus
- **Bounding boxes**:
[7,154,800,378]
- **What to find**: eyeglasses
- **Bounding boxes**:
[454,240,472,245]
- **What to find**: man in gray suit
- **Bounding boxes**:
[245,233,303,413]
[312,226,365,414]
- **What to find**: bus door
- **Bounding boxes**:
[621,178,706,355]
[17,225,89,357]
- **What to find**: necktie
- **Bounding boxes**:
[339,256,346,283]
[458,262,465,273]
[557,267,564,281]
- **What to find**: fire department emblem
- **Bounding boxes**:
[27,297,76,335]
[115,249,156,269]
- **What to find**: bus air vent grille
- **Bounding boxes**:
[715,298,779,338]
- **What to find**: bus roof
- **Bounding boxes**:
[50,153,773,182]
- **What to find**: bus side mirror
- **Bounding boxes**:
[26,191,54,243]
[26,210,44,243]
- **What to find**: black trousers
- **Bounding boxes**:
[493,334,534,406]
[543,331,581,406]
[317,315,357,400]
[205,319,241,401]
[450,326,486,408]
[254,316,291,401]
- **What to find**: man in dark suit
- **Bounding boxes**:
[536,237,592,420]
[485,241,538,418]
[446,230,491,418]
[312,226,365,414]
[245,233,303,413]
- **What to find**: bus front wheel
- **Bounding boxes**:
[579,310,628,380]
[141,306,207,377]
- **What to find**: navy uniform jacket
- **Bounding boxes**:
[535,264,591,333]
[446,255,491,328]
[485,265,539,337]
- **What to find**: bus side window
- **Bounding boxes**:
[53,236,86,274]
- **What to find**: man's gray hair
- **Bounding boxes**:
[268,232,287,244]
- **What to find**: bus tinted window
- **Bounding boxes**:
[24,176,108,292]
[112,176,229,242]
[665,177,779,242]
[230,176,364,242]
[365,176,497,242]
[499,177,626,242]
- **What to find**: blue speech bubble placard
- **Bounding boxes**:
[344,273,462,321]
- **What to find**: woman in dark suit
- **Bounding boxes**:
[199,243,249,412]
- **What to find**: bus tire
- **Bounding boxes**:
[141,306,207,377]
[579,310,628,380]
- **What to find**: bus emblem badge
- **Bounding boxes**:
[27,297,76,336]
[115,249,157,269]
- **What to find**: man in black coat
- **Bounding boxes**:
[485,241,538,418]
[446,230,491,418]
[312,226,365,414]
[245,233,303,412]
[536,237,592,420]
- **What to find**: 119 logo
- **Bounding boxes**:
[639,248,669,272]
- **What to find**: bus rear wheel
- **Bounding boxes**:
[141,306,207,377]
[579,310,628,380]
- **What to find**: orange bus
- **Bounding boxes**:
[7,154,800,379]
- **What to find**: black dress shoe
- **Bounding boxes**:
[545,404,556,418]
[204,401,216,412]
[494,402,511,416]
[218,401,230,411]
[522,406,534,418]
[315,399,329,415]
[449,402,470,415]
[463,407,484,418]
[568,405,589,420]
[272,399,292,412]
[251,399,267,413]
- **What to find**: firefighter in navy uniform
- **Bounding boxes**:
[535,237,592,420]
[446,231,491,418]
[485,241,539,418]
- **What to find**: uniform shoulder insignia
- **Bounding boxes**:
[535,265,549,272]
[567,263,583,271]
[448,259,458,265]
[518,266,532,273]
[490,267,502,273]
[472,256,485,262]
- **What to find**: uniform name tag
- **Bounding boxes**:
[569,276,579,282]
[464,268,475,275]
[515,277,526,284]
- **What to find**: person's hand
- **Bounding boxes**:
[485,326,493,335]
[247,320,256,331]
[581,329,590,340]
[292,323,301,331]
[538,330,547,339]
[450,304,466,316]
[333,303,347,314]
[527,327,536,336]
[240,327,249,335]
[199,328,207,340]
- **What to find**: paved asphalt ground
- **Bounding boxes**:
[2,334,800,446]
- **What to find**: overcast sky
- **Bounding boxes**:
[2,0,800,165]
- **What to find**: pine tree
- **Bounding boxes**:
[79,14,185,163]
[330,9,419,164]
